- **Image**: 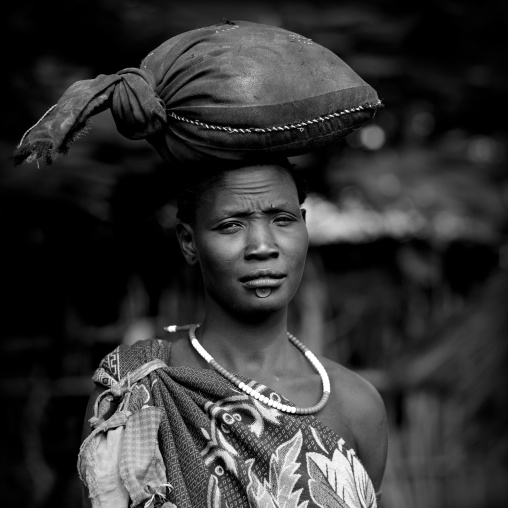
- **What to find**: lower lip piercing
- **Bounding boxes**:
[255,288,272,298]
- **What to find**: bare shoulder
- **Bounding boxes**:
[320,356,388,493]
[320,356,387,432]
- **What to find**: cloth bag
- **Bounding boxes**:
[14,20,381,166]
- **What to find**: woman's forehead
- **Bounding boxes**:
[194,165,299,220]
[202,165,297,201]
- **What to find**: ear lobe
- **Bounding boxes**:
[176,223,199,265]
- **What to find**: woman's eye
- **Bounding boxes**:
[274,215,295,226]
[217,222,242,233]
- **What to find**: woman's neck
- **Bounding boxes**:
[196,305,295,378]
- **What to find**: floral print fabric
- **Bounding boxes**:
[82,338,377,508]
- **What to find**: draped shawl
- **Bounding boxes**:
[78,338,377,508]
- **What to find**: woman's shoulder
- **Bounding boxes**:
[319,356,388,491]
[320,357,386,421]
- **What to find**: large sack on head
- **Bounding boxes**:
[14,20,382,166]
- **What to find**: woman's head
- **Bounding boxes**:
[176,162,309,319]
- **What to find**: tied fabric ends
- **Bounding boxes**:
[13,68,166,167]
[144,483,174,508]
[78,355,172,508]
[79,406,169,508]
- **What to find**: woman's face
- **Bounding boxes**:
[179,164,309,318]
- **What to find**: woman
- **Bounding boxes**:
[15,20,387,508]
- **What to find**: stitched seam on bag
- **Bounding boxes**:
[288,33,313,45]
[167,100,382,134]
[215,25,240,34]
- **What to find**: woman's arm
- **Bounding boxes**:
[345,371,389,495]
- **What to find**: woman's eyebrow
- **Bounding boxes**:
[216,202,294,219]
[215,208,254,219]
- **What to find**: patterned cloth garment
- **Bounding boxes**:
[78,338,377,508]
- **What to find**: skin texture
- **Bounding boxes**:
[81,163,388,505]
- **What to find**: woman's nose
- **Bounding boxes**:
[244,224,279,260]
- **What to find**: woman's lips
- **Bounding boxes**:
[242,277,286,289]
[239,269,287,289]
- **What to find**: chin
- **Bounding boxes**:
[228,291,292,318]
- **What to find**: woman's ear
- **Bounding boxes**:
[301,208,307,223]
[176,223,199,265]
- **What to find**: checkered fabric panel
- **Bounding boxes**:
[120,406,167,507]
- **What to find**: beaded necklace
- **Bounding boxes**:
[164,324,330,415]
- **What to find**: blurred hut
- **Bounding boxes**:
[383,269,508,508]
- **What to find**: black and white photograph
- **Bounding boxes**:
[1,1,507,507]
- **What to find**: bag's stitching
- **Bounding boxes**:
[289,33,313,45]
[167,100,382,134]
[215,25,240,34]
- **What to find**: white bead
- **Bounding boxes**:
[253,392,260,400]
[275,402,282,410]
[290,406,296,414]
[238,382,245,390]
[316,364,327,376]
[280,404,287,412]
[267,399,273,407]
[164,325,177,333]
[245,387,252,395]
[192,339,213,363]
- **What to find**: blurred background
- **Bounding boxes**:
[1,1,508,506]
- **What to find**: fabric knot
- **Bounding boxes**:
[118,67,157,89]
[90,358,169,425]
[110,383,125,398]
[88,416,104,428]
[13,67,167,166]
[111,67,167,140]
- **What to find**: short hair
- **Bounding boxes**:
[176,159,308,225]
